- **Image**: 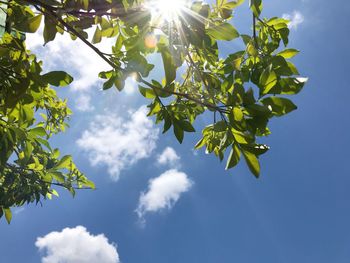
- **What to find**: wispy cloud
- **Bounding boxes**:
[77,106,159,180]
[157,147,181,168]
[35,226,120,263]
[136,169,193,222]
[13,207,25,215]
[75,94,95,112]
[283,11,305,30]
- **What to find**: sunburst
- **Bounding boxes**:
[145,0,189,23]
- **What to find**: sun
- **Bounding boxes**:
[145,0,188,22]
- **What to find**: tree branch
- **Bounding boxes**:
[140,78,228,113]
[253,13,258,48]
[24,0,117,69]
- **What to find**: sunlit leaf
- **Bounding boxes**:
[261,97,297,116]
[242,150,260,177]
[207,23,239,41]
[42,71,74,87]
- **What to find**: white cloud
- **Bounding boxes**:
[75,94,95,112]
[123,76,138,95]
[26,27,114,111]
[77,106,159,180]
[136,169,193,220]
[157,147,180,167]
[26,27,112,91]
[35,226,119,263]
[283,11,304,30]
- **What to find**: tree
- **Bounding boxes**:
[0,0,307,223]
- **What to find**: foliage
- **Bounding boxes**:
[0,0,306,222]
[0,32,94,223]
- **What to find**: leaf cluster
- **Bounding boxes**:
[0,32,94,223]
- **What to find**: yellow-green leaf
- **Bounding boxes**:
[222,0,245,9]
[43,16,57,43]
[242,150,260,177]
[43,71,74,87]
[226,144,241,170]
[207,23,239,41]
[55,155,72,170]
[261,97,297,116]
[260,67,277,94]
[92,27,102,44]
[139,86,156,99]
[18,14,42,33]
[277,49,299,59]
[3,208,12,224]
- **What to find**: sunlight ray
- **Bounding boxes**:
[145,0,189,23]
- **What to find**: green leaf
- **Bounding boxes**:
[148,101,161,116]
[242,150,260,177]
[213,121,228,132]
[35,138,52,151]
[277,48,299,59]
[241,144,270,155]
[261,97,297,116]
[43,16,57,44]
[53,148,60,159]
[139,86,156,99]
[222,0,245,9]
[15,14,42,33]
[178,120,195,132]
[83,179,96,189]
[114,73,126,91]
[29,127,47,137]
[267,17,289,27]
[3,208,12,224]
[42,71,74,87]
[232,129,251,144]
[99,70,113,79]
[280,77,308,95]
[163,114,172,134]
[173,124,184,143]
[92,27,102,44]
[249,0,262,16]
[50,172,65,183]
[82,0,89,10]
[260,66,277,94]
[160,47,176,85]
[279,27,290,46]
[247,42,258,57]
[127,53,154,78]
[225,144,241,170]
[195,137,206,149]
[103,74,116,90]
[207,23,239,41]
[287,62,299,75]
[55,155,72,170]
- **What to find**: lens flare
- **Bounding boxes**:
[144,33,158,48]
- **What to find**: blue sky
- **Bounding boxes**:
[1,0,350,262]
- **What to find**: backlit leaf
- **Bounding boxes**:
[43,71,74,87]
[207,23,239,41]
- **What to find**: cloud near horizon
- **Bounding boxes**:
[35,226,120,263]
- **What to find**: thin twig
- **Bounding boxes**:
[140,78,228,113]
